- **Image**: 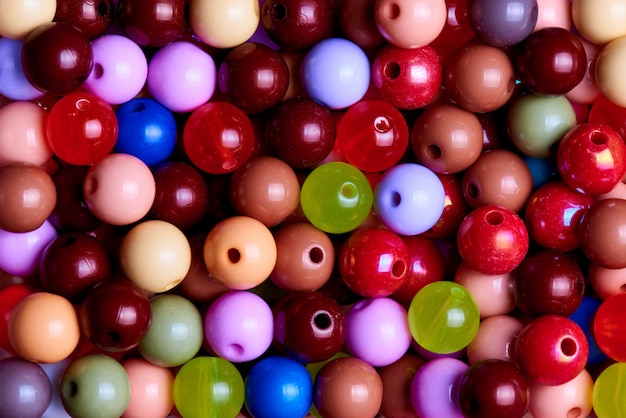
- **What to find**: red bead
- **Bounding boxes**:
[50,165,102,232]
[335,99,409,172]
[422,173,470,239]
[22,22,93,94]
[594,292,626,362]
[371,44,442,110]
[557,123,626,196]
[0,284,32,354]
[182,102,256,174]
[580,198,626,269]
[338,0,386,50]
[429,0,475,51]
[458,359,529,418]
[117,0,187,47]
[457,205,529,275]
[273,291,346,363]
[54,0,115,39]
[514,315,588,386]
[378,354,424,418]
[588,93,626,140]
[515,27,587,96]
[513,250,586,317]
[339,227,409,298]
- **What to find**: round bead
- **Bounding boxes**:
[529,369,593,418]
[261,0,333,49]
[189,0,260,49]
[569,295,610,365]
[122,358,174,418]
[580,198,626,269]
[0,0,56,39]
[0,101,50,166]
[203,216,277,290]
[0,38,43,101]
[0,220,58,277]
[83,153,156,226]
[422,173,470,239]
[595,35,626,108]
[410,357,468,418]
[0,357,52,418]
[592,362,626,418]
[594,292,626,362]
[8,292,80,363]
[566,38,601,105]
[300,38,371,110]
[50,165,102,232]
[0,284,32,354]
[54,0,114,39]
[339,0,386,50]
[117,0,187,47]
[466,315,524,364]
[467,0,538,47]
[374,0,447,48]
[571,0,626,45]
[454,262,516,318]
[378,354,424,418]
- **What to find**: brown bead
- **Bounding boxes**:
[0,163,56,233]
[462,149,533,212]
[378,354,425,418]
[581,198,626,269]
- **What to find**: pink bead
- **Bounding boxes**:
[122,357,174,418]
[0,101,52,166]
[466,315,524,365]
[345,297,412,367]
[204,290,273,363]
[0,220,57,276]
[565,38,601,105]
[528,369,593,418]
[83,153,156,226]
[534,0,572,31]
[589,262,626,299]
[84,34,148,105]
[375,0,447,48]
[147,41,216,113]
[453,262,515,318]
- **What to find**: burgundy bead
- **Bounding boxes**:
[513,250,585,317]
[273,291,346,363]
[378,354,424,418]
[54,0,115,39]
[430,0,475,51]
[338,0,386,50]
[22,22,93,94]
[50,165,103,232]
[117,0,187,47]
[38,232,111,302]
[261,0,334,49]
[422,173,470,239]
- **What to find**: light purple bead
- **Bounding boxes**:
[411,357,468,418]
[0,220,57,277]
[300,37,370,110]
[374,163,446,236]
[84,34,148,105]
[204,291,273,363]
[147,41,216,113]
[0,38,43,101]
[345,297,412,367]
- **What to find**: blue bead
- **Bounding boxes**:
[245,356,312,418]
[0,38,43,101]
[523,156,558,190]
[114,98,177,166]
[569,296,609,365]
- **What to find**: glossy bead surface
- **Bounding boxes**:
[371,44,442,110]
[79,279,151,352]
[422,173,470,239]
[374,0,447,48]
[595,35,626,109]
[457,205,529,275]
[458,359,529,418]
[0,37,43,100]
[467,0,538,47]
[117,0,186,47]
[0,0,56,39]
[466,315,524,364]
[0,357,51,418]
[529,369,593,418]
[339,0,386,50]
[594,292,626,362]
[21,22,92,94]
[592,362,626,418]
[50,165,102,232]
[378,354,423,418]
[410,357,467,418]
[122,358,174,418]
[454,262,515,318]
[260,0,333,49]
[514,315,588,385]
[0,284,32,354]
[580,198,626,269]
[569,295,609,365]
[189,0,260,49]
[0,101,50,166]
[54,0,114,39]
[339,227,409,297]
[0,220,58,277]
[572,0,626,45]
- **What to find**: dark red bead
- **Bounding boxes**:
[273,291,346,363]
[22,22,93,94]
[0,284,33,354]
[588,93,626,141]
[513,250,585,317]
[117,0,187,47]
[261,0,334,49]
[430,0,475,51]
[54,0,115,39]
[459,359,528,418]
[338,0,386,50]
[422,173,470,239]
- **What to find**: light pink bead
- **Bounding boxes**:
[466,314,524,365]
[374,0,447,48]
[566,38,601,105]
[0,101,52,166]
[534,0,572,31]
[122,358,174,418]
[528,369,593,418]
[454,261,515,318]
[589,262,626,300]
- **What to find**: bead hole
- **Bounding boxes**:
[93,63,104,79]
[384,62,401,80]
[313,311,332,330]
[228,248,241,263]
[130,101,146,112]
[591,131,609,145]
[620,284,626,293]
[466,397,480,414]
[374,116,390,133]
[392,260,406,278]
[384,3,400,19]
[560,337,577,357]
[390,191,401,207]
[106,331,121,344]
[466,182,479,200]
[76,98,91,111]
[84,177,97,195]
[226,343,244,357]
[426,144,442,160]
[568,407,582,418]
[64,381,78,398]
[341,183,357,199]
[485,210,504,226]
[272,3,287,20]
[98,0,110,16]
[309,246,324,264]
[507,77,515,93]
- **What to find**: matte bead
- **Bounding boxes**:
[0,220,58,277]
[466,315,524,364]
[467,0,538,47]
[0,0,56,39]
[454,262,515,318]
[189,0,260,49]
[571,0,626,45]
[122,358,174,418]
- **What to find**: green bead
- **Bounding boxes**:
[138,294,203,367]
[593,362,626,418]
[300,162,373,234]
[173,356,245,418]
[60,354,130,418]
[407,281,479,354]
[507,93,577,158]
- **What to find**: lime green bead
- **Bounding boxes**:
[593,362,626,418]
[407,281,479,354]
[173,356,245,418]
[300,162,373,234]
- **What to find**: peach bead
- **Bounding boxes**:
[566,38,601,105]
[589,262,626,300]
[466,314,524,365]
[374,0,447,48]
[122,358,174,418]
[0,0,56,39]
[534,0,571,31]
[83,153,156,226]
[528,369,593,418]
[572,0,626,45]
[0,101,53,166]
[596,35,626,108]
[119,220,192,294]
[454,261,515,318]
[189,0,260,49]
[203,216,277,290]
[8,292,80,363]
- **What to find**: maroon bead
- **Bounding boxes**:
[261,0,334,49]
[459,359,529,418]
[378,354,424,418]
[524,181,593,252]
[338,0,386,50]
[38,232,111,302]
[273,291,346,363]
[54,0,115,39]
[149,161,209,231]
[513,250,585,317]
[22,22,93,94]
[422,173,470,239]
[79,278,151,352]
[264,98,336,169]
[50,165,103,232]
[117,0,187,47]
[515,27,587,96]
[457,205,529,275]
[430,0,475,51]
[339,227,409,298]
[514,315,588,385]
[557,123,626,196]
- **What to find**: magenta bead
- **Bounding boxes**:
[204,291,273,363]
[411,357,467,418]
[0,220,58,277]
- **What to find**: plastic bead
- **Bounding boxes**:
[529,369,593,418]
[338,0,386,50]
[261,0,333,49]
[54,0,114,39]
[0,357,51,418]
[571,0,626,45]
[534,0,571,31]
[593,292,626,362]
[189,0,260,49]
[0,38,43,101]
[466,0,538,47]
[466,315,524,364]
[569,295,610,365]
[0,0,56,39]
[454,262,516,318]
[592,362,626,418]
[50,165,102,232]
[179,233,230,303]
[410,357,468,418]
[0,220,58,277]
[374,0,447,48]
[430,0,475,51]
[0,284,32,354]
[580,199,626,269]
[121,358,174,418]
[117,0,187,47]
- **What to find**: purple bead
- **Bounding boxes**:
[147,41,216,113]
[0,357,52,418]
[84,34,148,105]
[204,291,273,363]
[0,220,58,276]
[411,357,468,418]
[467,0,538,48]
[0,38,43,101]
[300,38,370,110]
[374,163,446,236]
[345,297,412,367]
